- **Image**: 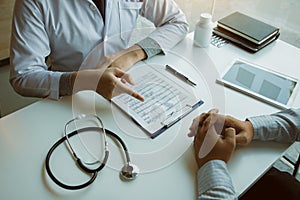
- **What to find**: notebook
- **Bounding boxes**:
[112,63,203,138]
[217,12,279,45]
[213,26,280,53]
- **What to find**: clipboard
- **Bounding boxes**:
[112,63,204,138]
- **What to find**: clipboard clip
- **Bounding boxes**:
[161,104,193,128]
[165,65,197,87]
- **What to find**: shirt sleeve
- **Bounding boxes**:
[197,160,237,200]
[247,108,300,142]
[136,37,162,59]
[140,0,189,54]
[10,0,61,100]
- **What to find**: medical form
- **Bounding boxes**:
[112,63,203,138]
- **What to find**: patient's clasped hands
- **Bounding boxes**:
[188,109,255,169]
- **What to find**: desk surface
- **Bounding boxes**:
[1,34,300,199]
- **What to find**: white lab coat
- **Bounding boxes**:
[10,0,189,99]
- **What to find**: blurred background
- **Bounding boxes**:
[176,0,300,48]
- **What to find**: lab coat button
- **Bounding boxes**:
[89,4,96,11]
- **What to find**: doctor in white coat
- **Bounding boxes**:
[10,0,189,101]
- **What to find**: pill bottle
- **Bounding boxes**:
[194,13,213,48]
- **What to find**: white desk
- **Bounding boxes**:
[1,33,299,199]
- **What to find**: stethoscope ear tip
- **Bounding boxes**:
[120,162,139,181]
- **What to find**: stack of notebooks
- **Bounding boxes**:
[213,12,280,53]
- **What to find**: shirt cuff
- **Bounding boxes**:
[197,160,236,199]
[247,115,278,141]
[59,72,73,96]
[136,37,163,59]
[48,71,63,100]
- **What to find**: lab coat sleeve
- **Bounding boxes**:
[10,0,62,100]
[140,0,189,54]
[248,108,300,143]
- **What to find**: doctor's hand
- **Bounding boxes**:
[98,67,144,101]
[97,45,147,71]
[190,119,236,169]
[71,67,144,101]
[188,109,254,146]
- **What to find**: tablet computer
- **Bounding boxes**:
[217,58,299,109]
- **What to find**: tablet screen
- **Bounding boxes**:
[220,59,298,107]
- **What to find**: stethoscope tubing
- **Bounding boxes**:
[45,127,129,190]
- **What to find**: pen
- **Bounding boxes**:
[165,65,197,87]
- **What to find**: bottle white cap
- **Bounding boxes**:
[199,13,212,23]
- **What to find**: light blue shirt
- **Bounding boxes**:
[10,0,188,99]
[197,108,300,200]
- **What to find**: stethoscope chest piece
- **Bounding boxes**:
[120,162,140,181]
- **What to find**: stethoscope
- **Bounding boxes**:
[45,114,139,190]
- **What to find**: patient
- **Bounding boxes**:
[188,108,300,199]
